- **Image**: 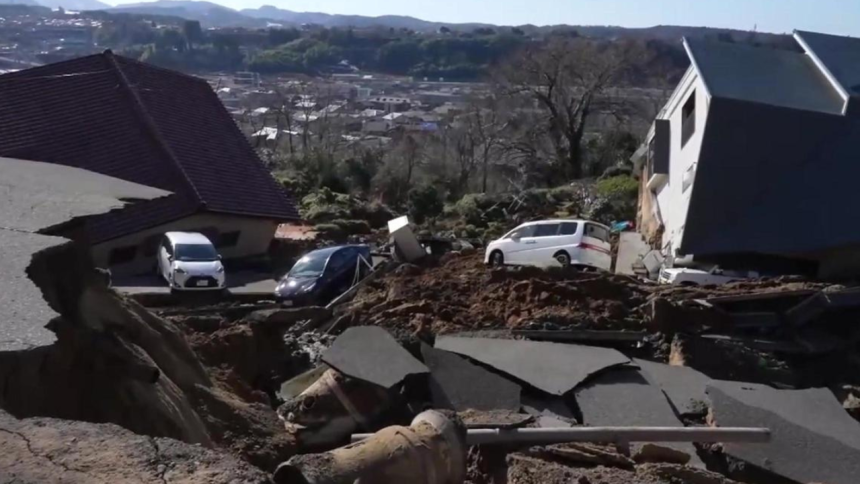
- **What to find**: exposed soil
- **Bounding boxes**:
[340,254,652,337]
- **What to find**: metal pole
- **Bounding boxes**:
[352,426,770,446]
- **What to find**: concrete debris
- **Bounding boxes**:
[458,409,534,429]
[707,380,860,484]
[275,410,465,484]
[279,365,329,402]
[637,463,739,484]
[388,215,425,262]
[421,344,521,412]
[322,326,428,389]
[535,443,635,469]
[279,368,392,448]
[435,336,630,395]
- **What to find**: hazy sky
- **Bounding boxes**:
[107,0,860,37]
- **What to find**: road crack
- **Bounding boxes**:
[0,426,74,473]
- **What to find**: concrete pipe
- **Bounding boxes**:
[274,410,466,484]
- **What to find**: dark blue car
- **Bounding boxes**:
[275,245,372,306]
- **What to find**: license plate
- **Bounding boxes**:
[282,300,294,307]
[196,280,208,287]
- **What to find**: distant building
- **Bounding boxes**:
[234,71,261,87]
[366,96,411,113]
[0,52,299,276]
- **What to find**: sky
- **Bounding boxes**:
[106,0,860,37]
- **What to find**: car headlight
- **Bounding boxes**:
[217,266,224,273]
[175,267,187,274]
[301,282,317,293]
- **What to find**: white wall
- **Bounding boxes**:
[92,212,279,276]
[652,67,710,256]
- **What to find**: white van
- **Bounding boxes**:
[157,232,226,291]
[484,219,612,270]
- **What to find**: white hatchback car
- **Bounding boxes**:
[157,232,226,291]
[484,219,612,270]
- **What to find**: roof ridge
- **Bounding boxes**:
[197,65,298,208]
[102,50,204,208]
[112,53,211,86]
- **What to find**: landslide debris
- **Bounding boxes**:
[340,254,650,336]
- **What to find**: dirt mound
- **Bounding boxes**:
[340,254,651,336]
[0,409,269,484]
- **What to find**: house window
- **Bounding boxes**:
[647,137,657,173]
[217,231,241,248]
[681,91,696,148]
[683,163,696,192]
[108,246,137,266]
[189,226,219,244]
[141,234,161,257]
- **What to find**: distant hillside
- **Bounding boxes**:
[240,5,495,31]
[1,0,40,6]
[38,0,110,9]
[108,0,261,26]
[92,0,791,46]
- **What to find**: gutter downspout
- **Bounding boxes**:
[793,31,853,116]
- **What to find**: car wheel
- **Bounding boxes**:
[555,252,571,267]
[490,250,505,267]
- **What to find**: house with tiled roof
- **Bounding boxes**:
[636,30,860,278]
[0,51,299,275]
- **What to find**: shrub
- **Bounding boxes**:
[331,219,371,235]
[596,175,639,199]
[408,184,444,224]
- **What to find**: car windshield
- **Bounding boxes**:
[289,252,330,278]
[175,244,219,262]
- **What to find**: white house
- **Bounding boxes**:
[637,30,860,278]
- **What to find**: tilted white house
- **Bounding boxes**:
[637,30,860,278]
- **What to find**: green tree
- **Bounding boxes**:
[377,40,422,74]
[408,184,444,224]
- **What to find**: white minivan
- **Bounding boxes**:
[157,232,226,291]
[484,219,612,270]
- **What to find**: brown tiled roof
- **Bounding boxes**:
[0,51,298,243]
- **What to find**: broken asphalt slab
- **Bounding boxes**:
[634,359,712,416]
[322,326,428,389]
[522,395,577,427]
[707,380,860,484]
[0,156,169,353]
[575,367,704,467]
[421,344,520,412]
[434,336,629,395]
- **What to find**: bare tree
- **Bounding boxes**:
[463,97,508,193]
[495,37,640,179]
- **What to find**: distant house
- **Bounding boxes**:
[0,51,299,276]
[636,31,860,278]
[366,96,411,113]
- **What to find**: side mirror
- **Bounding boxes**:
[217,254,223,260]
